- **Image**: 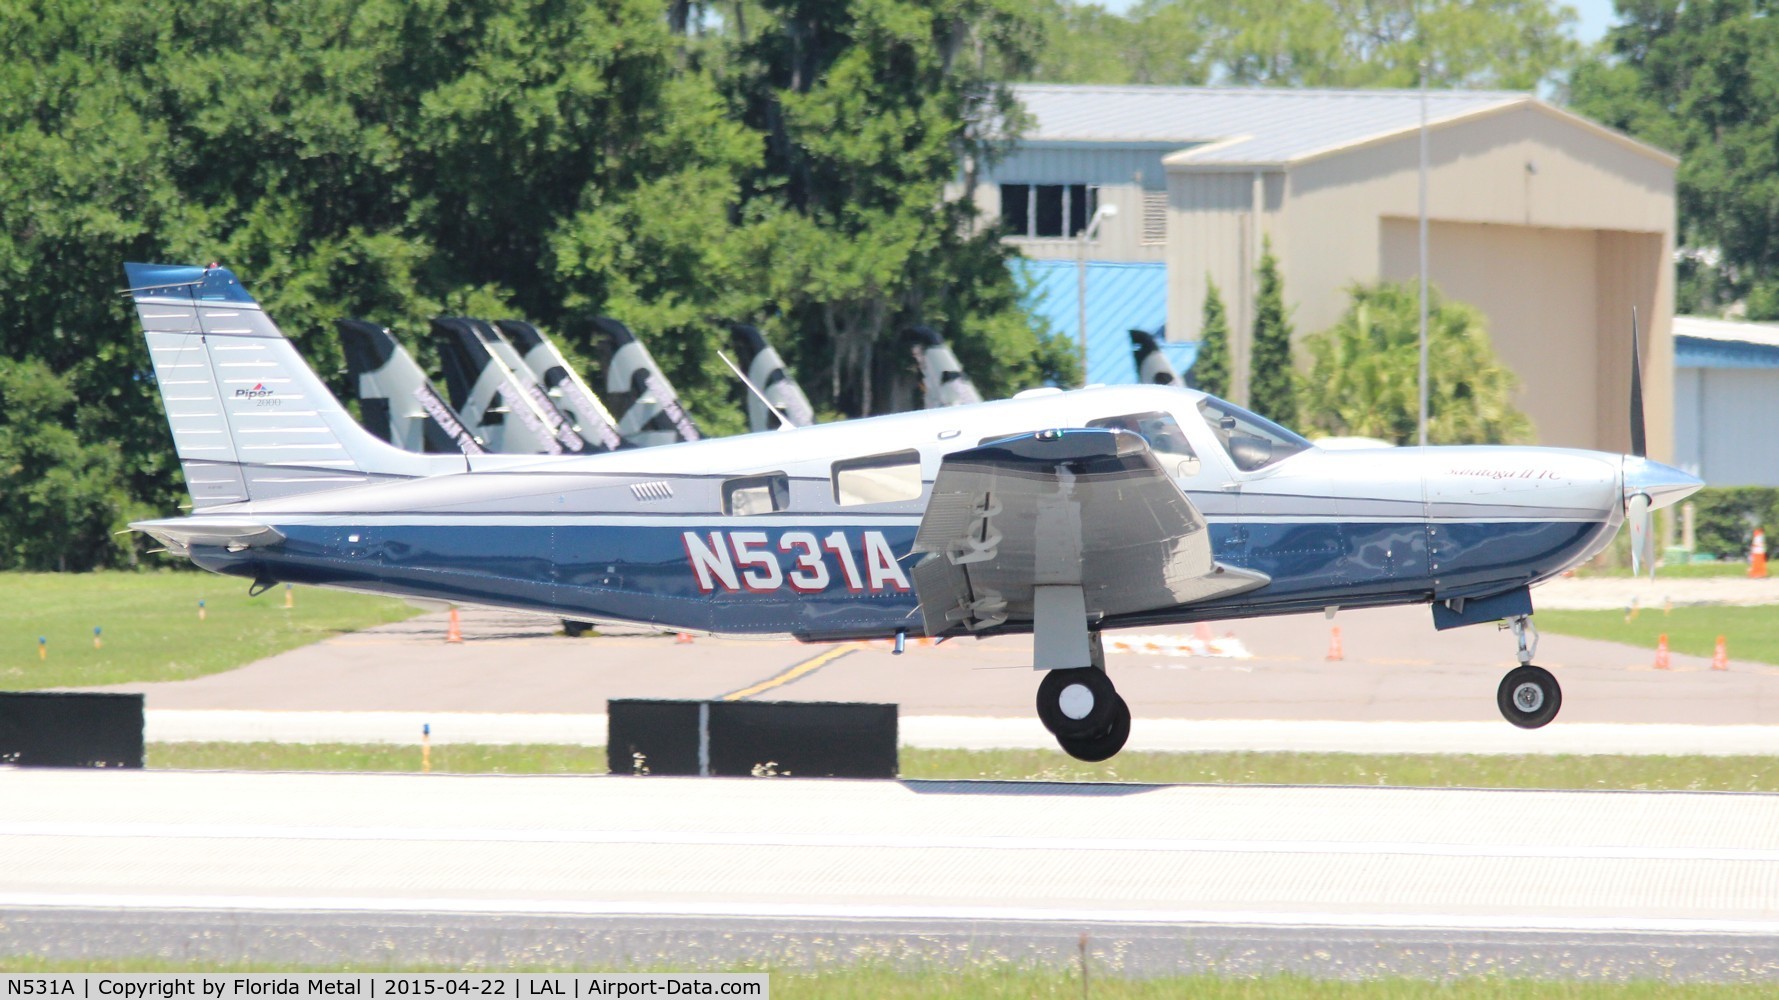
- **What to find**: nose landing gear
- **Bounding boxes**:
[1497,615,1560,728]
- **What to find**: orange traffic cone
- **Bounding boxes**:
[445,607,463,644]
[1325,626,1344,662]
[1751,528,1768,579]
[675,631,694,644]
[1654,634,1670,670]
[1712,635,1729,671]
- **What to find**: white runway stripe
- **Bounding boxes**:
[7,820,1779,865]
[4,892,1779,937]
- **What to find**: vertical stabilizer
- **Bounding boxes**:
[431,317,574,455]
[495,320,625,451]
[336,319,485,455]
[588,316,701,447]
[1129,328,1180,386]
[904,324,983,408]
[725,322,815,432]
[125,263,468,508]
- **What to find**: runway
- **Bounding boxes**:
[5,768,1779,978]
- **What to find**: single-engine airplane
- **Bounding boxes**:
[128,263,1702,760]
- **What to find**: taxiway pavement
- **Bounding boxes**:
[4,768,1779,978]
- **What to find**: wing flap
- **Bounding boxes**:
[911,428,1267,636]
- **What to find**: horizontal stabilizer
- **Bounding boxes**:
[910,427,1267,637]
[131,517,285,556]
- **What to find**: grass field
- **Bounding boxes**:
[1536,605,1779,666]
[0,572,419,690]
[145,742,1779,792]
[1574,561,1752,579]
[0,962,1771,997]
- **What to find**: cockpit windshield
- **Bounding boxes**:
[1196,398,1313,472]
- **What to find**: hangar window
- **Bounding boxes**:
[723,473,789,516]
[832,450,924,506]
[999,184,1099,239]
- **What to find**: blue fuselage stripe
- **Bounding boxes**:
[192,516,1611,640]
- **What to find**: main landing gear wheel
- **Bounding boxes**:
[1036,667,1119,739]
[1056,694,1131,762]
[1497,665,1562,729]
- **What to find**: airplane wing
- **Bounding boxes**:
[131,517,285,556]
[910,428,1268,636]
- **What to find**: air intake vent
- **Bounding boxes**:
[631,481,674,502]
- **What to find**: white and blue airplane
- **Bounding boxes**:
[126,263,1702,760]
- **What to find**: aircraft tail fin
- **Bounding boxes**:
[724,321,815,432]
[126,263,467,508]
[336,319,486,456]
[904,324,983,408]
[494,319,625,451]
[585,315,702,446]
[1129,328,1180,386]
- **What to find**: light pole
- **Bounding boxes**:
[1077,202,1118,385]
[1418,60,1430,447]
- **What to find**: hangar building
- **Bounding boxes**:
[1673,316,1779,487]
[984,84,1679,460]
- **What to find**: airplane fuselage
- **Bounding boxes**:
[182,384,1622,641]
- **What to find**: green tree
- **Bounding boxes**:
[1570,0,1779,317]
[726,0,1074,414]
[1298,280,1532,445]
[1190,274,1231,398]
[1248,239,1297,426]
[0,359,137,570]
[1028,0,1578,90]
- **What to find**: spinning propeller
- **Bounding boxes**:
[1621,307,1706,578]
[1626,308,1654,577]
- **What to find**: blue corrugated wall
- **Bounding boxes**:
[1012,259,1196,384]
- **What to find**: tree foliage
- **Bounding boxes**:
[1248,240,1297,427]
[0,0,1072,569]
[1029,0,1579,90]
[1190,275,1231,398]
[1298,280,1532,445]
[1569,0,1779,317]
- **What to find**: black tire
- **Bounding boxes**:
[562,619,594,637]
[1036,667,1118,738]
[1497,665,1562,729]
[1057,695,1131,762]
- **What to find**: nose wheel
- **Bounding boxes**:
[1498,665,1561,728]
[1035,666,1131,761]
[1497,614,1560,728]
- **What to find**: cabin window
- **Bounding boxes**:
[999,183,1099,239]
[1196,398,1313,472]
[832,450,923,506]
[723,473,789,516]
[1090,411,1200,475]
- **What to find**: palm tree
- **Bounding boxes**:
[1298,280,1531,445]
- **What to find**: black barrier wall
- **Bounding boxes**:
[0,692,145,768]
[607,699,897,778]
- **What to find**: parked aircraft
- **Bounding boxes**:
[431,317,584,455]
[335,319,485,455]
[586,315,701,447]
[1130,328,1182,386]
[494,320,626,452]
[128,264,1702,760]
[905,324,984,407]
[724,321,815,432]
